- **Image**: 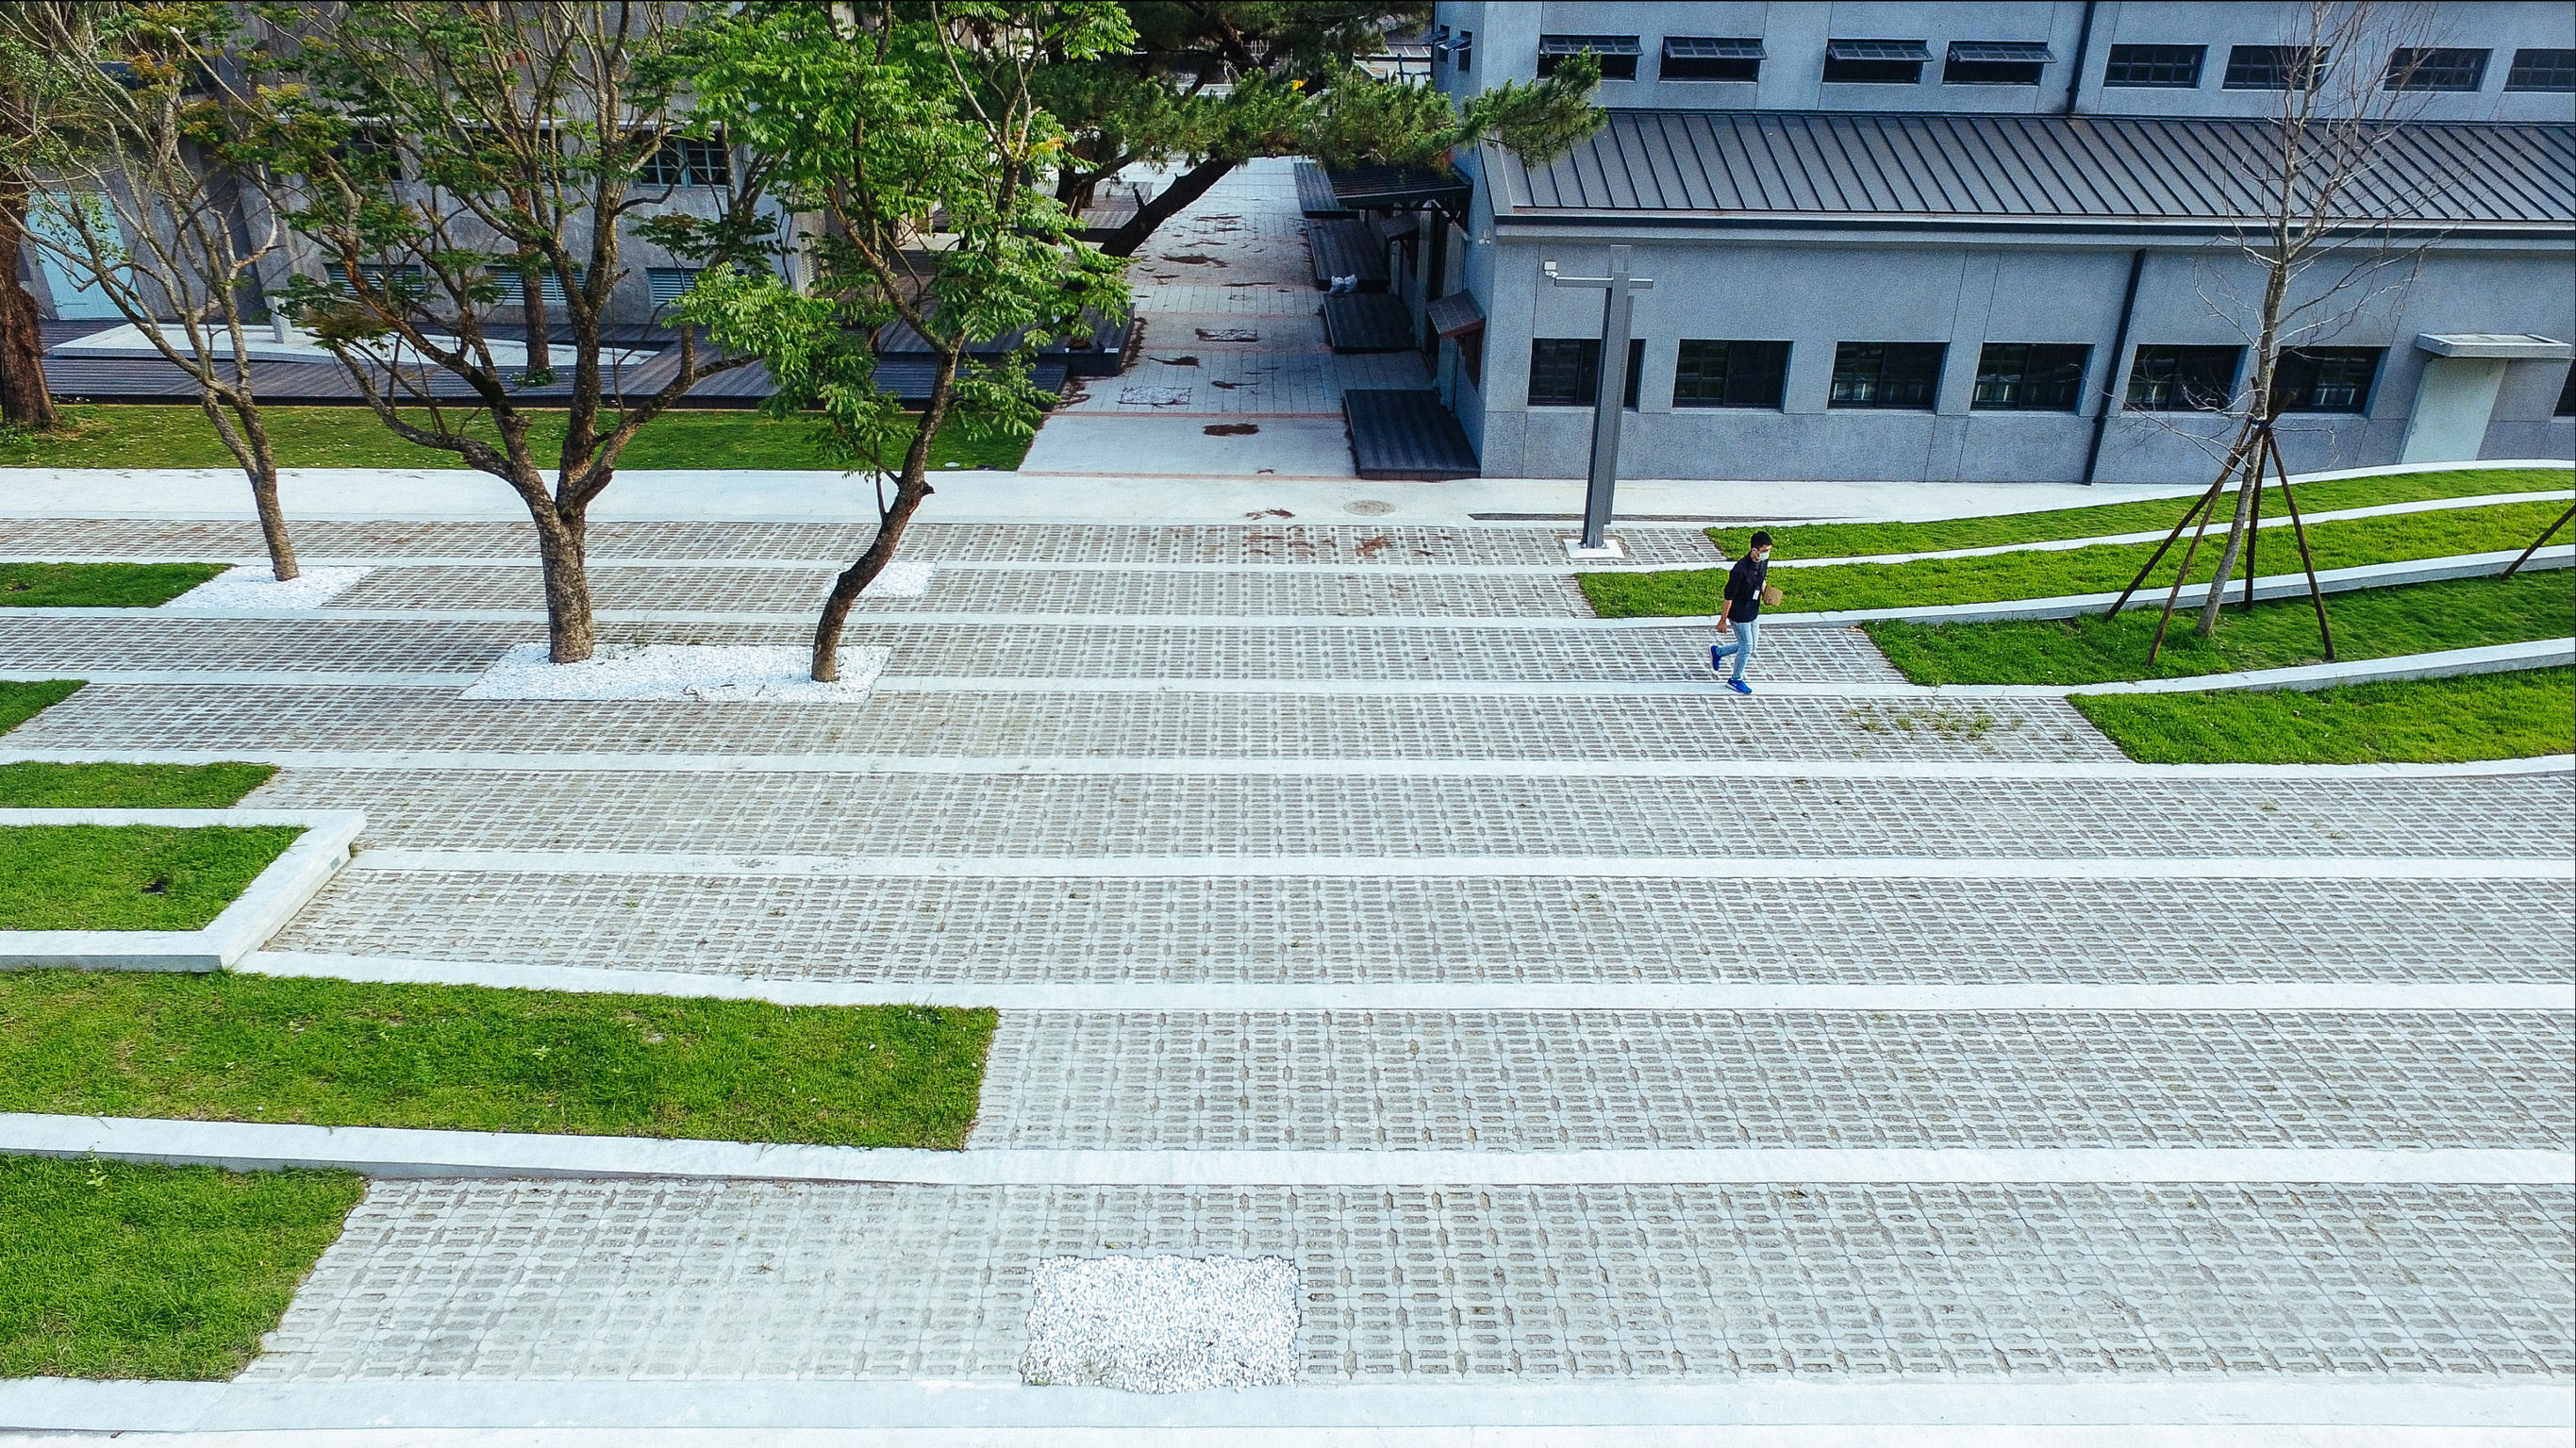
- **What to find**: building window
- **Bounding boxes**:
[2224,45,2329,90]
[1538,35,1639,81]
[1661,37,1763,82]
[2102,43,2206,88]
[323,261,425,299]
[647,268,703,306]
[1830,342,1945,409]
[1528,338,1644,408]
[636,135,731,188]
[2556,365,2575,416]
[2126,345,2241,411]
[1822,39,1932,84]
[2385,47,2489,92]
[2269,348,2383,413]
[1456,326,1483,389]
[1944,41,2053,86]
[2504,48,2575,92]
[1454,30,1471,74]
[500,267,585,309]
[1672,341,1790,408]
[1972,344,2090,411]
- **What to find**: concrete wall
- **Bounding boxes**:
[1430,1,2576,122]
[1472,234,2576,483]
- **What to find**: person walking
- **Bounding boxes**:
[1708,530,1777,694]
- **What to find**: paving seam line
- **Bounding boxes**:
[239,952,2576,1014]
[6,748,2567,780]
[4,1114,2566,1186]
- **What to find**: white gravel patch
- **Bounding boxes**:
[863,559,934,598]
[460,642,889,701]
[1118,386,1194,408]
[162,565,373,612]
[1021,1254,1299,1392]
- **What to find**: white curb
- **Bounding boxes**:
[0,809,365,972]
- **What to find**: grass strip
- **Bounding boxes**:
[2070,667,2576,764]
[1708,465,2572,559]
[0,971,998,1149]
[0,1156,363,1380]
[0,824,302,931]
[1586,499,2570,617]
[0,680,83,734]
[1,562,227,607]
[1866,572,2576,685]
[0,404,1032,472]
[0,762,277,808]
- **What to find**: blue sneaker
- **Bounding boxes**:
[1728,678,1753,695]
[1708,646,1724,675]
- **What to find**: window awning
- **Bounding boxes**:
[1665,38,1766,60]
[1427,291,1485,341]
[1539,35,1641,57]
[2415,332,2573,359]
[1826,40,1933,61]
[1948,41,2055,63]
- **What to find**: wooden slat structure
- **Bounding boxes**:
[1321,292,1414,353]
[1293,160,1354,218]
[1306,219,1389,291]
[874,307,1131,377]
[1342,388,1477,479]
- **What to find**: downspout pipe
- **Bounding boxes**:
[2060,0,2099,114]
[2082,247,2148,485]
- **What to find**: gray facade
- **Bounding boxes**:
[1425,0,2576,483]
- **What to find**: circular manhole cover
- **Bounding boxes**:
[1344,499,1394,516]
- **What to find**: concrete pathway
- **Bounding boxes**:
[0,154,2568,1440]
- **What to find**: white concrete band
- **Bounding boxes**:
[4,1113,2564,1187]
[241,950,2576,1015]
[0,809,365,972]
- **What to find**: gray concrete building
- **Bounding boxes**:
[1410,1,2576,483]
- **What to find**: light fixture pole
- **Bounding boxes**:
[1544,244,1654,555]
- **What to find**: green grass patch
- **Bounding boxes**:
[0,1156,363,1379]
[2071,667,2576,764]
[0,824,302,931]
[1587,499,2571,617]
[0,680,83,735]
[1867,572,2576,685]
[0,561,226,607]
[1708,465,2572,559]
[0,404,1031,472]
[0,762,277,808]
[0,972,998,1148]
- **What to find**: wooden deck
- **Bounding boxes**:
[1306,220,1390,291]
[1342,388,1478,480]
[1293,160,1354,219]
[1321,292,1415,353]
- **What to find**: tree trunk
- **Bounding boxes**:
[2191,440,2265,637]
[210,397,300,581]
[0,183,59,432]
[1095,157,1236,258]
[809,365,955,681]
[529,502,596,663]
[518,246,552,385]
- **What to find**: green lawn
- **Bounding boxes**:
[0,824,303,930]
[1586,498,2570,617]
[1709,465,2572,559]
[2,562,227,607]
[0,762,277,808]
[2071,667,2576,764]
[0,680,83,734]
[1868,572,2576,685]
[1,1156,363,1379]
[0,404,1031,472]
[0,971,997,1148]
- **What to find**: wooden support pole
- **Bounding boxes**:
[2501,500,2576,579]
[2267,428,2335,661]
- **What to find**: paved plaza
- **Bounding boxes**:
[0,157,2568,1440]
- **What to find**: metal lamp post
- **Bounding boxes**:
[1545,244,1654,555]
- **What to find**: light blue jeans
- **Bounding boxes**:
[1709,619,1758,682]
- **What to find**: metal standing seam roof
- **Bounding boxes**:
[1492,110,2576,229]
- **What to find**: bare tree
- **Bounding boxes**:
[0,19,72,431]
[2113,0,2450,657]
[11,1,304,577]
[233,0,776,661]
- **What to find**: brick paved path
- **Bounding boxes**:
[2,155,2568,1428]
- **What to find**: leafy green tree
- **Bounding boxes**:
[675,1,1130,681]
[1039,3,1601,257]
[229,0,776,661]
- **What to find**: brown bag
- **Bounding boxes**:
[1760,582,1785,607]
